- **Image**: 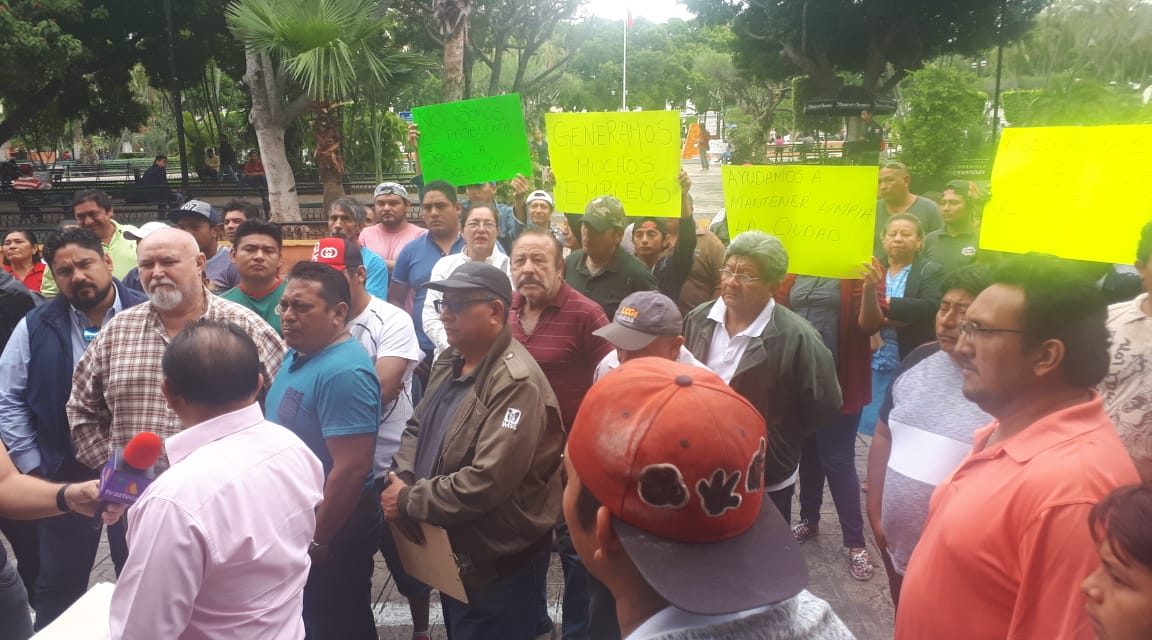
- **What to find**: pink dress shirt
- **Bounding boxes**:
[109,404,324,640]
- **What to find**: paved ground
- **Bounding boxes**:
[15,161,896,638]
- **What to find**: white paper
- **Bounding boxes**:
[32,581,114,640]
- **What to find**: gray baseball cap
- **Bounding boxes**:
[169,199,220,224]
[373,182,409,199]
[593,291,683,350]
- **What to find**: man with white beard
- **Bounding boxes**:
[68,228,285,473]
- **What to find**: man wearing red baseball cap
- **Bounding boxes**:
[564,359,854,640]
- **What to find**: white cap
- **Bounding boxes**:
[122,221,173,241]
[526,190,554,208]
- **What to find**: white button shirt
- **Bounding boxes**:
[704,297,776,384]
[109,404,324,640]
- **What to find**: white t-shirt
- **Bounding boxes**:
[348,296,423,476]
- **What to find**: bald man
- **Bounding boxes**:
[68,228,286,473]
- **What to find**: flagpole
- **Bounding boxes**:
[622,13,628,111]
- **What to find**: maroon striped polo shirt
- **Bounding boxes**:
[511,282,614,429]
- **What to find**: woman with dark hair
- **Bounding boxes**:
[858,214,945,438]
[1082,484,1152,640]
[2,229,44,293]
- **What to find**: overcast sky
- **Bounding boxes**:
[581,0,695,23]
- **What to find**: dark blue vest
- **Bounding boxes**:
[24,281,147,477]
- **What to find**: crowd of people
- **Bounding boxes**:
[0,134,1148,640]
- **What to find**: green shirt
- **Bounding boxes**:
[564,247,657,318]
[42,221,138,298]
[219,279,288,334]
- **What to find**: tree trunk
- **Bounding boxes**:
[312,100,346,210]
[244,49,302,222]
[443,20,467,101]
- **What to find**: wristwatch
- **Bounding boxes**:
[56,484,73,514]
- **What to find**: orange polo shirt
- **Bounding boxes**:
[895,394,1139,640]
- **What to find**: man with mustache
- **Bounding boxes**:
[67,227,284,486]
[0,228,147,628]
[508,229,614,640]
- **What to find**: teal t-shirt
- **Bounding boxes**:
[265,338,380,480]
[219,279,288,334]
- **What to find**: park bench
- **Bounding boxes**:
[15,186,177,226]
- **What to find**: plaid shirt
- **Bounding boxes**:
[68,292,285,470]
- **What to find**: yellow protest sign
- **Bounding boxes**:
[981,125,1152,264]
[722,165,877,279]
[545,111,682,217]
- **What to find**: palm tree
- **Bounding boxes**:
[227,0,429,211]
[434,0,472,101]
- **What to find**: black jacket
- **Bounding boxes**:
[886,256,945,358]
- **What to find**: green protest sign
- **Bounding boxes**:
[411,94,533,185]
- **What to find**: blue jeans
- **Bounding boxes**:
[556,523,592,640]
[0,556,32,640]
[303,490,382,640]
[33,514,127,629]
[442,542,550,640]
[0,518,37,607]
[798,412,867,548]
[858,368,896,437]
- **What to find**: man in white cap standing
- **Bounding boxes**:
[512,177,564,243]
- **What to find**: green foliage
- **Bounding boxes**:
[688,0,1047,97]
[226,0,430,101]
[1003,0,1152,88]
[1001,77,1151,126]
[0,0,232,144]
[893,67,988,182]
[549,17,734,112]
[724,107,764,164]
[341,104,408,176]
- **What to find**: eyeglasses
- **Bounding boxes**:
[464,221,497,231]
[719,268,760,284]
[82,326,99,343]
[957,321,1026,340]
[434,297,496,315]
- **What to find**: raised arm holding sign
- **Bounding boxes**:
[722,165,878,279]
[411,93,533,185]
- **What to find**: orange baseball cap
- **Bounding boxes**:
[567,358,808,614]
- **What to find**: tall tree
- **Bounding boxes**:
[467,0,584,96]
[687,0,1048,96]
[227,0,429,218]
[434,0,472,100]
[0,0,230,146]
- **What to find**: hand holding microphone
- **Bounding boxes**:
[95,432,163,523]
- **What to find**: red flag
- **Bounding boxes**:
[626,10,634,29]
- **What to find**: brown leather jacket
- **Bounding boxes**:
[393,328,564,587]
